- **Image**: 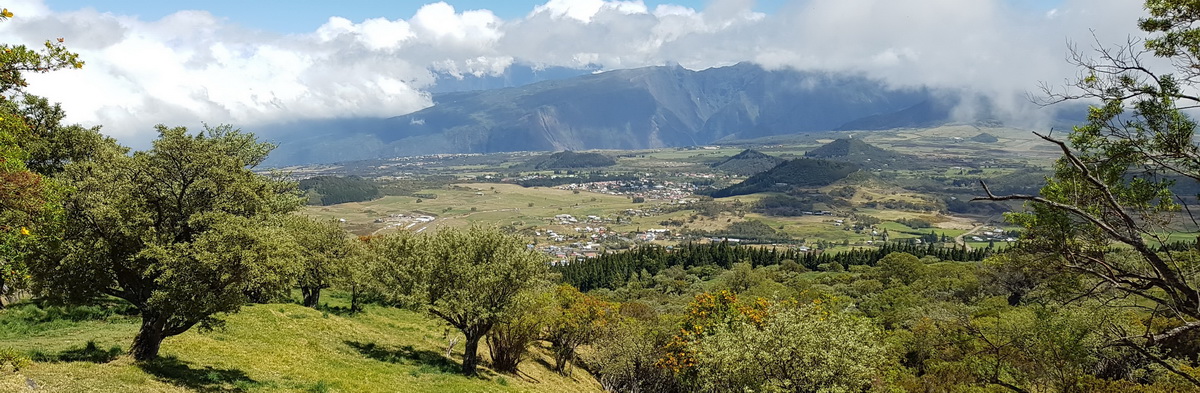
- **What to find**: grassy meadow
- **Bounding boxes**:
[0,293,601,393]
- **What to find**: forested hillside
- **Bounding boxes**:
[520,151,617,169]
[710,149,786,176]
[299,176,383,205]
[710,158,860,197]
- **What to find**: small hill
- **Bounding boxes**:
[804,138,919,169]
[711,149,786,176]
[805,138,892,158]
[970,132,999,143]
[0,298,601,393]
[523,151,616,170]
[711,158,859,198]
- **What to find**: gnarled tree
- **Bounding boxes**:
[30,125,302,360]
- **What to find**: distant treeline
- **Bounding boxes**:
[517,173,641,188]
[696,220,792,243]
[523,151,617,169]
[299,176,382,205]
[755,194,815,216]
[557,241,992,291]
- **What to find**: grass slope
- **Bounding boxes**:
[0,295,601,393]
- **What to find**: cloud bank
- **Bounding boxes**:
[0,0,1149,146]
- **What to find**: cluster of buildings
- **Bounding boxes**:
[556,179,700,201]
[969,227,1017,243]
[373,214,437,230]
[538,243,603,265]
[535,214,682,264]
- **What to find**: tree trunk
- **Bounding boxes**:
[131,316,167,361]
[461,332,484,375]
[301,286,321,308]
[350,285,361,312]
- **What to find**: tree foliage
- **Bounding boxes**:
[0,8,97,307]
[974,0,1200,386]
[30,125,303,360]
[692,302,887,393]
[298,176,382,206]
[544,284,613,374]
[371,226,549,375]
[280,216,354,308]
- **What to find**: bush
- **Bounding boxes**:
[0,348,30,371]
[487,295,546,374]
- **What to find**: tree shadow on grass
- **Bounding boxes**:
[316,304,360,317]
[138,356,261,393]
[30,341,123,364]
[345,340,493,377]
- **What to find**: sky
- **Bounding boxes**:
[0,0,1146,146]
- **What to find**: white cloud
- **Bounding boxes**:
[0,0,1154,146]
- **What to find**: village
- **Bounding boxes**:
[534,213,682,265]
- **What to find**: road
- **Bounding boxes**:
[954,223,988,251]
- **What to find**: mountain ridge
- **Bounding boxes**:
[262,63,1022,166]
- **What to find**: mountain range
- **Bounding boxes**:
[260,63,1066,166]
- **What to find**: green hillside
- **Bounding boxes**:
[0,298,601,393]
[804,138,920,168]
[970,132,999,143]
[710,149,786,176]
[521,151,617,170]
[299,176,383,206]
[710,158,859,197]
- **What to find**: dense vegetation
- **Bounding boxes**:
[299,175,383,205]
[523,151,617,169]
[970,132,999,143]
[516,172,640,187]
[556,241,990,291]
[710,149,785,176]
[710,158,859,197]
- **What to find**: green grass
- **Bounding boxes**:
[0,294,601,393]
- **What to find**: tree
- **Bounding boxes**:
[0,118,48,306]
[975,0,1200,386]
[7,95,108,175]
[0,8,83,98]
[718,261,761,294]
[584,317,682,393]
[372,226,549,375]
[876,251,925,286]
[282,216,353,308]
[29,125,303,360]
[544,284,614,374]
[0,6,90,307]
[486,290,548,373]
[692,301,887,393]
